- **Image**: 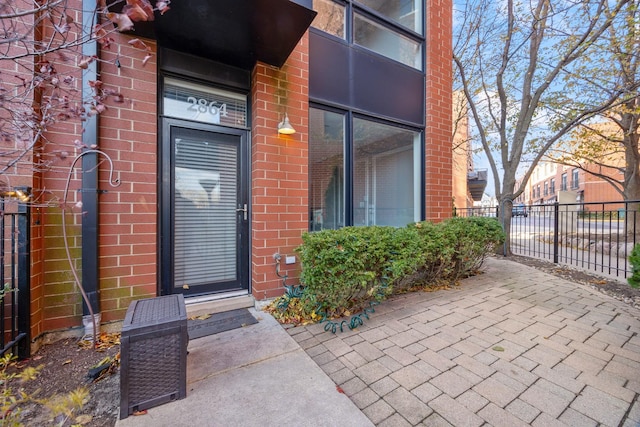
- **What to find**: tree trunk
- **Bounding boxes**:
[498,196,514,256]
[622,108,640,236]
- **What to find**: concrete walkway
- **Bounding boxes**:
[289,257,640,426]
[116,308,372,427]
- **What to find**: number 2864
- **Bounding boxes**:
[187,96,229,117]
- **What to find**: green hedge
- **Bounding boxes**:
[294,217,505,317]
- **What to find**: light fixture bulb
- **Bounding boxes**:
[277,114,296,135]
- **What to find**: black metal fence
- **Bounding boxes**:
[0,197,30,359]
[455,201,639,280]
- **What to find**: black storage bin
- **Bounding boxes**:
[120,294,188,419]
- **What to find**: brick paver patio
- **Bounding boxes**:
[288,257,640,426]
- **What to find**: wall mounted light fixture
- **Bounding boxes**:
[0,188,31,203]
[277,113,296,135]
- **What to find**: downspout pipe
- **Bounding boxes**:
[81,0,100,333]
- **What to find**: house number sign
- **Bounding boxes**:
[163,77,247,128]
[186,96,230,118]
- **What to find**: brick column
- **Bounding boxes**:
[425,0,453,221]
[250,34,310,300]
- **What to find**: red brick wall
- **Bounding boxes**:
[97,35,159,322]
[425,0,453,221]
[250,34,310,300]
[34,18,158,331]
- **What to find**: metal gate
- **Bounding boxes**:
[0,191,30,359]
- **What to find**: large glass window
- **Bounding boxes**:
[309,109,346,230]
[309,107,422,230]
[312,0,424,70]
[312,0,346,38]
[353,118,421,226]
[357,0,423,34]
[354,13,422,69]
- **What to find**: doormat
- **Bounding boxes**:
[187,308,258,340]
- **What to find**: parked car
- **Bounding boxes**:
[512,204,528,217]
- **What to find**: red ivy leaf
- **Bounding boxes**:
[106,12,134,32]
[156,1,170,15]
[88,80,103,90]
[78,56,97,70]
[142,54,153,67]
[93,25,114,49]
[128,38,148,50]
[124,0,155,22]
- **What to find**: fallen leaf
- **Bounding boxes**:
[492,346,505,352]
[336,385,345,394]
[62,359,72,365]
[75,414,93,425]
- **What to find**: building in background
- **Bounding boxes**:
[452,91,487,210]
[516,161,621,207]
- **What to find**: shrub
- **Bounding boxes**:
[295,226,398,316]
[438,216,505,281]
[628,244,640,288]
[292,217,505,319]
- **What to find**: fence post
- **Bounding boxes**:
[553,202,559,264]
[16,199,30,359]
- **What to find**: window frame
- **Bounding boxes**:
[309,104,425,230]
[311,0,425,70]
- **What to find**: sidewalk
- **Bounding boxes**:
[117,257,640,426]
[115,308,373,427]
[290,257,640,426]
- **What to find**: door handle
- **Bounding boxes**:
[236,204,248,220]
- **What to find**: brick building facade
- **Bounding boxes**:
[1,0,453,345]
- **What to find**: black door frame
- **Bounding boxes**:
[159,117,250,297]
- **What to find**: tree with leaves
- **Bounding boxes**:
[0,0,167,191]
[547,0,639,205]
[0,0,169,344]
[453,0,638,253]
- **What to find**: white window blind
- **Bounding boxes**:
[173,136,238,288]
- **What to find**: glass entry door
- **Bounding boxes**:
[161,120,249,297]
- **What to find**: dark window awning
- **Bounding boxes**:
[121,0,317,69]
